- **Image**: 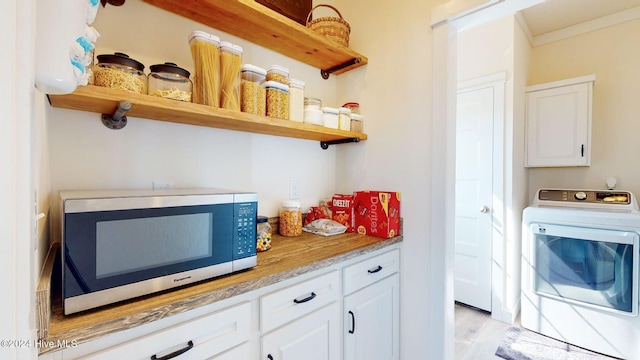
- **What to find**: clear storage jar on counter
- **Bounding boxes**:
[266,65,290,85]
[288,79,305,122]
[241,64,266,116]
[148,62,192,102]
[257,215,272,252]
[220,41,243,111]
[350,113,364,132]
[279,201,302,236]
[264,81,289,120]
[188,31,220,107]
[322,107,339,129]
[338,107,352,131]
[93,52,146,94]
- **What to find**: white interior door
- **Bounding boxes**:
[454,85,494,311]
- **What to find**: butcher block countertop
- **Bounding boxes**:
[40,231,402,354]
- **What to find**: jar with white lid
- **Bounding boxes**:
[304,97,323,125]
[264,80,289,120]
[266,65,290,85]
[279,201,302,236]
[219,41,243,111]
[148,62,192,102]
[338,107,352,131]
[241,64,266,115]
[350,113,364,132]
[322,107,339,129]
[188,31,220,107]
[289,79,305,122]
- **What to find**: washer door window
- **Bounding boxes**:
[531,223,638,315]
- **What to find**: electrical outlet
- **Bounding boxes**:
[289,179,300,199]
[153,181,173,190]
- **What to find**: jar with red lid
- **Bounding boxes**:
[341,102,360,115]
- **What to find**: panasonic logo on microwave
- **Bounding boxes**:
[173,276,192,283]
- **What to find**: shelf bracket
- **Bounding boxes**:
[320,137,360,149]
[320,57,362,79]
[101,100,131,130]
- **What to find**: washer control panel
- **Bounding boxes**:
[538,189,631,204]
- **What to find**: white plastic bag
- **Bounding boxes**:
[302,219,347,237]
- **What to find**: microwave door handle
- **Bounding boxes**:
[65,245,91,293]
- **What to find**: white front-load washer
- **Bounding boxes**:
[522,189,640,359]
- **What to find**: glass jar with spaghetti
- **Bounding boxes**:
[148,62,192,102]
[188,31,220,107]
[93,52,146,94]
[219,41,243,111]
[279,201,302,236]
[264,81,289,120]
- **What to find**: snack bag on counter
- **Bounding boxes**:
[304,206,329,225]
[331,194,354,232]
[353,191,401,239]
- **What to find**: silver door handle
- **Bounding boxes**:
[480,206,489,213]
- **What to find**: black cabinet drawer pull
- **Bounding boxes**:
[368,265,383,274]
[293,292,316,304]
[348,310,356,334]
[268,355,274,360]
[151,340,194,360]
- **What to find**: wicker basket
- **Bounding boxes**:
[306,4,350,48]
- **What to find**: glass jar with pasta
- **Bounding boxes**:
[188,31,220,107]
[148,62,192,102]
[219,41,243,111]
[93,52,146,94]
[240,64,266,116]
[264,81,289,120]
[279,201,302,236]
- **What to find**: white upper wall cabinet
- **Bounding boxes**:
[525,75,595,167]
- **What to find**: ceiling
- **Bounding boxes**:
[520,0,640,36]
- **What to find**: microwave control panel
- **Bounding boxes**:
[234,201,257,259]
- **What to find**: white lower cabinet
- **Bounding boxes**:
[343,250,400,360]
[261,302,341,360]
[73,302,251,360]
[40,246,401,360]
[261,270,341,360]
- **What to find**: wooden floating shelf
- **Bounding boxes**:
[48,86,368,144]
[143,0,368,76]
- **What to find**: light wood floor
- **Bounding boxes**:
[455,302,517,360]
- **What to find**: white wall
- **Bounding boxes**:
[47,0,342,232]
[336,0,438,357]
[456,14,529,323]
[527,19,640,198]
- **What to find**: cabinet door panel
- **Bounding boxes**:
[526,81,592,167]
[345,275,399,360]
[262,303,340,360]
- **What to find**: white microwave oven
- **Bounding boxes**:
[59,188,258,315]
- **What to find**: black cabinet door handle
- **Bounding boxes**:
[268,355,274,360]
[348,310,356,334]
[293,292,316,304]
[368,265,383,274]
[581,144,584,157]
[151,340,194,360]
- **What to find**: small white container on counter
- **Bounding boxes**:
[322,107,339,129]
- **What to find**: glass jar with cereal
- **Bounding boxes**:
[256,215,272,251]
[279,200,302,236]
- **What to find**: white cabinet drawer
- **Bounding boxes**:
[343,249,399,295]
[261,270,340,333]
[75,302,250,360]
